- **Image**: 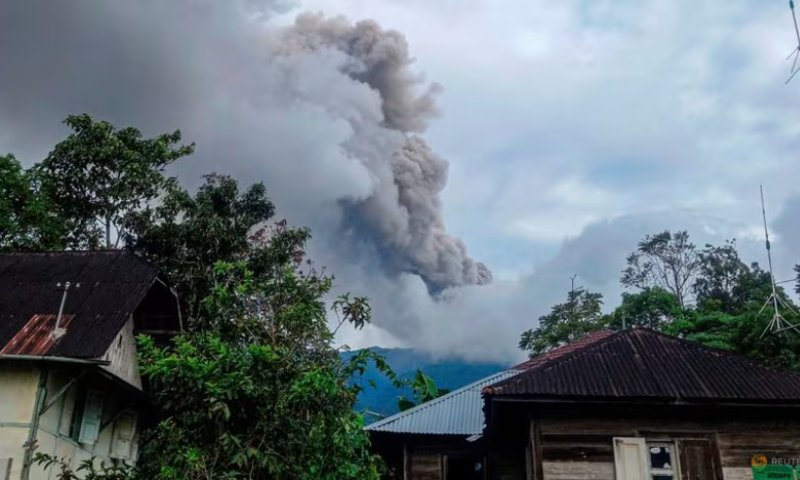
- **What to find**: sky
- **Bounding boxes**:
[2,0,800,363]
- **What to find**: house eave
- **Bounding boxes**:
[486,394,800,409]
[0,354,110,366]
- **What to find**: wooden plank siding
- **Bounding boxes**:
[520,415,800,480]
[409,450,442,480]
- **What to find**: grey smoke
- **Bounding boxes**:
[275,13,491,291]
[0,0,487,322]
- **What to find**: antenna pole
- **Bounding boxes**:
[761,186,781,319]
[758,186,800,337]
[53,281,80,340]
[786,1,800,83]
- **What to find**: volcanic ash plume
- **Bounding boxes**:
[277,13,492,292]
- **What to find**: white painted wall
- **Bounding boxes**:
[0,362,40,480]
[0,363,141,480]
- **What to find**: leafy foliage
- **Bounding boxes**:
[519,277,606,357]
[34,114,194,248]
[33,453,133,480]
[134,259,382,480]
[123,173,305,324]
[620,230,700,307]
[522,230,800,370]
[6,114,437,480]
[396,370,451,412]
[0,154,64,251]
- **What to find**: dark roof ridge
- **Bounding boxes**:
[527,329,623,372]
[487,329,623,395]
[524,327,799,378]
[625,326,800,376]
[485,327,800,398]
[0,249,161,280]
[511,328,617,370]
[0,249,126,256]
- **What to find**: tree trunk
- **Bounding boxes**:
[106,216,111,248]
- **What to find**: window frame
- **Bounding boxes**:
[645,440,680,480]
[613,437,682,480]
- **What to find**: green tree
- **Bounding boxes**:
[122,174,299,323]
[607,287,684,331]
[35,114,194,248]
[620,230,700,307]
[397,370,451,412]
[519,276,606,357]
[134,259,381,480]
[19,117,398,480]
[692,239,773,315]
[0,154,65,251]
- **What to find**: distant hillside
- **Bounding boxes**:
[342,347,510,423]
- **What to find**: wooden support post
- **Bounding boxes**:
[529,414,543,480]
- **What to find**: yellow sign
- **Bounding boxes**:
[753,454,768,470]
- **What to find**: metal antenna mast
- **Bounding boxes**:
[758,186,800,337]
[786,1,800,83]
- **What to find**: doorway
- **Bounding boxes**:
[446,455,485,480]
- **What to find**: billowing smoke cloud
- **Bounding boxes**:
[2,0,798,363]
[275,13,491,291]
[0,0,487,336]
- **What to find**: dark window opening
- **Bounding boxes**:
[447,455,484,480]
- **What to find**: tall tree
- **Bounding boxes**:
[608,287,684,331]
[620,230,700,307]
[132,257,383,480]
[519,276,606,357]
[0,154,65,251]
[692,239,771,315]
[35,114,194,248]
[123,173,305,323]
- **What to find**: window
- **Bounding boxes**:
[59,385,105,445]
[78,389,105,445]
[111,412,137,460]
[647,443,678,480]
[613,438,681,480]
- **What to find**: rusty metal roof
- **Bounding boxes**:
[484,327,800,403]
[0,314,75,355]
[510,329,616,370]
[0,250,158,359]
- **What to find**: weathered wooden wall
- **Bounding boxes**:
[99,316,142,389]
[409,450,442,480]
[528,415,800,480]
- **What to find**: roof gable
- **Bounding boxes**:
[484,327,800,403]
[0,250,159,359]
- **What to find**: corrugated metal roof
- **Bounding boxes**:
[0,314,75,355]
[510,329,616,370]
[484,327,800,403]
[365,370,521,435]
[0,250,159,359]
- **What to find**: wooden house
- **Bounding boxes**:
[366,331,615,480]
[0,251,182,480]
[482,327,800,480]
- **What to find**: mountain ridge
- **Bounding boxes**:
[342,347,511,422]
